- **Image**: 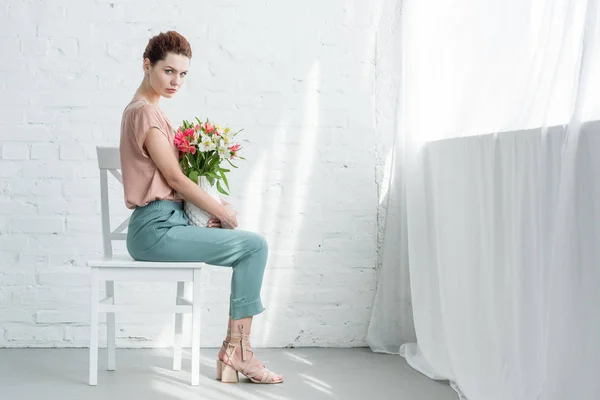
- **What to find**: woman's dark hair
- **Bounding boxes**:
[143,31,192,65]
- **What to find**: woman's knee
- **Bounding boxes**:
[244,232,268,253]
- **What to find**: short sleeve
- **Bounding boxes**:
[133,105,168,157]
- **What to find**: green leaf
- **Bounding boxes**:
[219,169,230,190]
[185,154,193,168]
[188,170,198,184]
[226,159,238,168]
[210,154,221,167]
[206,175,215,186]
[217,180,229,196]
[219,167,231,173]
[206,171,220,180]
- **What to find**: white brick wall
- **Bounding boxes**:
[0,0,391,348]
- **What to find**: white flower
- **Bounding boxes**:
[217,146,229,159]
[190,131,200,145]
[198,134,216,152]
[220,134,232,146]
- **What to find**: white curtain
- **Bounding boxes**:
[368,1,600,399]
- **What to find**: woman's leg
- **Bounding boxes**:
[133,219,269,320]
[151,228,282,382]
[127,202,282,383]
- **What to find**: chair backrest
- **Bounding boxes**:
[97,146,129,257]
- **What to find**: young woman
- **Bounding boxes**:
[119,31,283,384]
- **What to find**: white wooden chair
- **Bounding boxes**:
[87,146,207,386]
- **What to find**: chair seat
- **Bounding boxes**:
[87,254,206,269]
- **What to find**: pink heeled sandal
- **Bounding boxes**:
[215,325,283,384]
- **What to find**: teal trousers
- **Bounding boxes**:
[126,200,267,320]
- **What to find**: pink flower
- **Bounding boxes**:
[194,124,201,131]
[174,131,185,146]
[204,122,215,133]
[229,143,241,159]
[177,139,196,154]
[183,128,195,139]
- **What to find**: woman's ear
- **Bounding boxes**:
[143,58,151,74]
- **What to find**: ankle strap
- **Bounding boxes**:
[230,324,250,338]
[228,324,251,361]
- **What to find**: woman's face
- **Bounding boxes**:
[144,52,190,98]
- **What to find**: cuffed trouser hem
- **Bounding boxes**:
[230,298,265,320]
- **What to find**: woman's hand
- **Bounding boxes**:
[220,201,238,229]
[207,216,222,228]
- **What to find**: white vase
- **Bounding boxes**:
[184,176,221,227]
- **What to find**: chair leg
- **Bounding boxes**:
[89,268,100,386]
[106,281,116,371]
[191,270,202,386]
[173,281,185,371]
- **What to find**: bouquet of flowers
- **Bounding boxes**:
[174,117,244,227]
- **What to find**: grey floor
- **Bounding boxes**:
[0,348,458,400]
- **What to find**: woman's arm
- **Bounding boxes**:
[143,128,238,228]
